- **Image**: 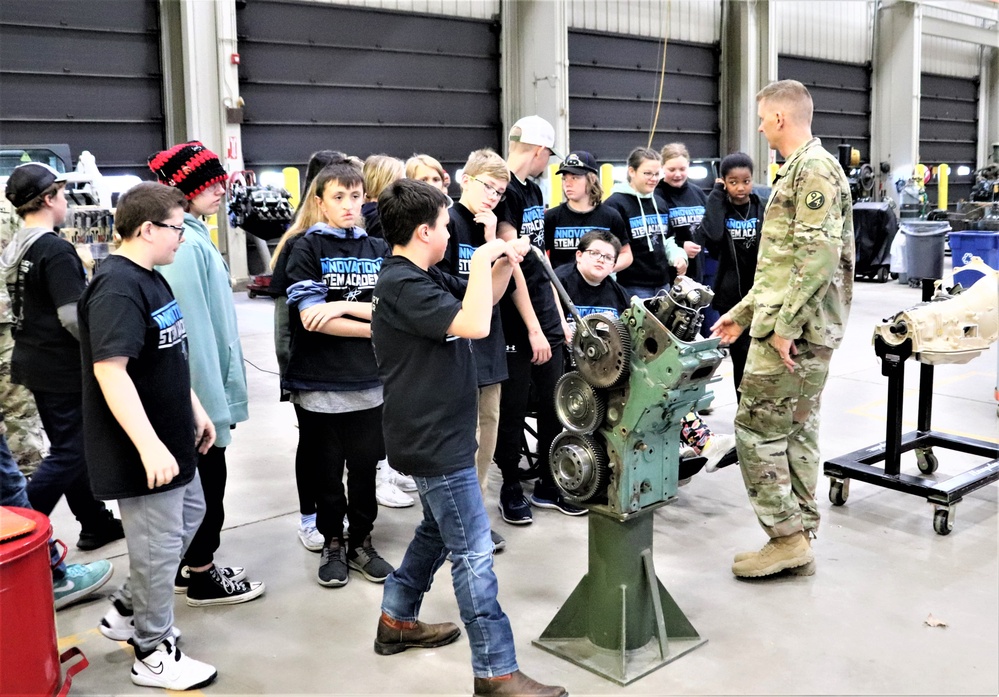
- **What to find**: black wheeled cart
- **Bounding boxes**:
[823,280,999,535]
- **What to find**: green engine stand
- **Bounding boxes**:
[532,505,706,685]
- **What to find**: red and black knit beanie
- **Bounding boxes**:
[147,141,227,200]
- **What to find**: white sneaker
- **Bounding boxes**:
[702,433,737,472]
[99,598,181,642]
[387,466,417,493]
[130,638,216,690]
[376,480,414,508]
[298,522,324,552]
[679,444,697,460]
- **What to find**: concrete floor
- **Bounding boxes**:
[52,263,998,696]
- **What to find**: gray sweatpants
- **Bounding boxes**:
[115,473,206,652]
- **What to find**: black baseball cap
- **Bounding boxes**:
[5,162,67,208]
[556,152,599,176]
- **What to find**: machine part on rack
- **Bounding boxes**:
[573,314,632,388]
[554,371,606,434]
[549,432,609,503]
[873,258,999,365]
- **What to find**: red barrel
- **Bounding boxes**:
[0,506,58,696]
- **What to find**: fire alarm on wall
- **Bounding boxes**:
[231,53,240,65]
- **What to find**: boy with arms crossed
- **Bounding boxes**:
[81,182,217,690]
[371,179,567,697]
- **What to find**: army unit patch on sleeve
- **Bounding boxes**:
[805,191,825,210]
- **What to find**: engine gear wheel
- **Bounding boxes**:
[549,431,609,503]
[554,371,606,434]
[572,314,631,389]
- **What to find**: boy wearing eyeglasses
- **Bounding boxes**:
[147,142,263,607]
[436,148,510,551]
[79,182,219,690]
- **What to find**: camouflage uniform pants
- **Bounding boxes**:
[0,325,47,476]
[734,338,832,539]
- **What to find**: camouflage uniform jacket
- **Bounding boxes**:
[729,137,854,349]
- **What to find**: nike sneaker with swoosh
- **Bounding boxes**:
[130,638,216,690]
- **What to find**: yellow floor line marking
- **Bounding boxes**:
[57,627,101,650]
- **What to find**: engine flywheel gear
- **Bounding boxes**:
[554,371,606,434]
[572,314,632,388]
[548,431,609,503]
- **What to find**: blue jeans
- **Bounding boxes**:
[381,465,517,678]
[0,433,67,579]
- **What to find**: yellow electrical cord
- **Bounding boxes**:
[647,1,671,149]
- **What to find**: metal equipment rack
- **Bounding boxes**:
[823,280,999,535]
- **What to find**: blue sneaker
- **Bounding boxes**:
[499,483,533,525]
[54,559,113,610]
[530,483,588,517]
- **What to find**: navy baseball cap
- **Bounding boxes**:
[5,162,67,208]
[556,152,599,176]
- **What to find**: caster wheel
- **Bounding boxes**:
[933,508,953,535]
[875,266,889,283]
[829,478,849,506]
[916,448,939,474]
[247,289,257,299]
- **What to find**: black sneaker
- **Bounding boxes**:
[530,483,588,516]
[77,509,125,551]
[186,565,265,607]
[499,482,533,525]
[347,536,395,583]
[490,529,506,553]
[175,564,245,593]
[318,539,349,587]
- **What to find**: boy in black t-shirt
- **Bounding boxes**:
[371,179,566,697]
[80,183,218,691]
[0,162,124,551]
[436,148,510,551]
[494,116,585,524]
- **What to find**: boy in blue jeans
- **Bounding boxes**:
[370,179,567,697]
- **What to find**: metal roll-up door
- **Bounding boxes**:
[920,73,978,207]
[0,0,164,177]
[236,0,501,180]
[568,30,720,162]
[778,56,871,163]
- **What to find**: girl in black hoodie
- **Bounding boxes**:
[696,152,763,401]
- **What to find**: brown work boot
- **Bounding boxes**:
[374,613,461,655]
[473,670,568,697]
[731,532,814,578]
[733,531,815,576]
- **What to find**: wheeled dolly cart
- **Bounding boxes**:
[823,280,999,535]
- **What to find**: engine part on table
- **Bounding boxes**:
[873,258,998,365]
[570,314,631,389]
[549,431,609,502]
[228,171,294,241]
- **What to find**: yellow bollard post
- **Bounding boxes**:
[206,214,219,248]
[768,163,780,185]
[283,167,301,211]
[936,163,950,211]
[549,163,562,207]
[600,163,614,201]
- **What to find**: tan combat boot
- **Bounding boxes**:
[373,613,461,655]
[732,532,814,578]
[473,670,568,697]
[733,531,815,576]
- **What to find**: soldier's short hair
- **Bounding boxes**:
[757,80,813,125]
[115,182,187,239]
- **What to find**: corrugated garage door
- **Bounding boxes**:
[236,0,501,181]
[0,0,164,177]
[778,55,871,163]
[920,73,978,208]
[567,30,720,162]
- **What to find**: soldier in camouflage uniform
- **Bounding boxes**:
[712,80,854,578]
[0,196,47,476]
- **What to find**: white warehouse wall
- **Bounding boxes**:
[566,0,721,43]
[776,0,872,63]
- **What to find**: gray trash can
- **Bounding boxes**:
[901,221,950,280]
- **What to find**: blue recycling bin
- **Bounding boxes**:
[949,231,999,287]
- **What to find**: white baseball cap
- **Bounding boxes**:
[509,115,560,159]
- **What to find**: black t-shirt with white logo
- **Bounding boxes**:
[10,232,86,393]
[78,255,196,500]
[437,202,507,386]
[371,256,477,477]
[494,175,562,349]
[543,203,630,269]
